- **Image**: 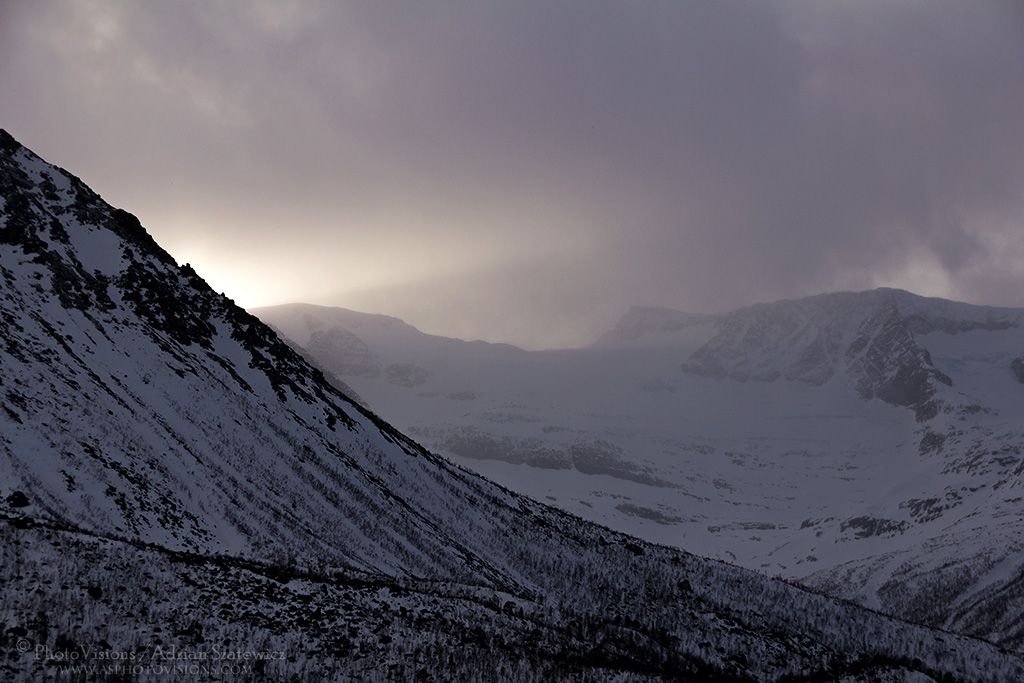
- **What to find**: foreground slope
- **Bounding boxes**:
[1,129,1020,680]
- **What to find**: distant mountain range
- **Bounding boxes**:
[256,288,1024,653]
[1,128,1021,680]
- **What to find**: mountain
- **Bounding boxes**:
[2,129,1022,681]
[677,289,1020,420]
[256,291,1024,655]
[592,306,718,350]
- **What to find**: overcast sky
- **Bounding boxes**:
[2,1,1022,348]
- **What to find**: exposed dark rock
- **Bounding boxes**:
[423,428,677,486]
[6,491,29,508]
[0,129,22,154]
[845,304,951,421]
[431,427,571,470]
[1012,357,1024,384]
[447,391,477,401]
[615,503,683,525]
[570,440,675,487]
[269,326,367,407]
[116,260,217,348]
[840,516,909,539]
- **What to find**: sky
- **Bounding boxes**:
[1,1,1022,348]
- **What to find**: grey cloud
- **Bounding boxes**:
[1,0,1021,347]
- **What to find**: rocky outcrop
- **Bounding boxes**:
[680,291,956,420]
[845,304,952,421]
[1012,356,1024,384]
[681,302,844,385]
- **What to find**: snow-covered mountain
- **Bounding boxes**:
[677,290,1020,420]
[6,132,1019,679]
[257,290,1024,655]
[593,306,717,350]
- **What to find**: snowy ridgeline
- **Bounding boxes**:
[1,128,1022,680]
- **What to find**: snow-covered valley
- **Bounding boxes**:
[257,291,1024,651]
[1,127,1022,680]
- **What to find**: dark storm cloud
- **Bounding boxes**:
[1,0,1022,347]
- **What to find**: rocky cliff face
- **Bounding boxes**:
[844,302,952,421]
[680,290,972,420]
[680,295,847,384]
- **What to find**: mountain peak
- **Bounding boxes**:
[0,128,22,154]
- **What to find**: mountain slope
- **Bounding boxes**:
[257,292,1024,653]
[667,289,1024,646]
[678,289,1020,420]
[592,305,718,350]
[1,129,1022,680]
